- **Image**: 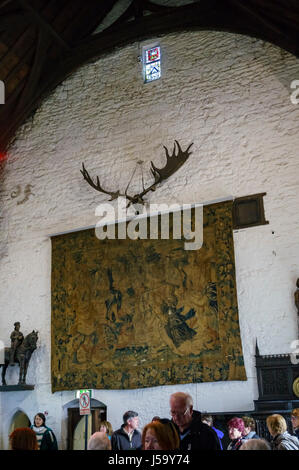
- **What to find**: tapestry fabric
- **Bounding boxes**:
[51,201,246,392]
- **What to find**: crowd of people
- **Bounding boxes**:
[8,393,299,451]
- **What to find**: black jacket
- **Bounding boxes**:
[175,410,221,451]
[111,425,142,450]
[30,425,58,450]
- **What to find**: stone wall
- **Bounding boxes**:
[0,29,299,449]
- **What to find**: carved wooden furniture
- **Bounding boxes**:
[209,341,299,447]
[254,341,299,412]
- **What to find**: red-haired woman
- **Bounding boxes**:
[9,427,38,450]
[142,419,180,450]
[227,417,245,450]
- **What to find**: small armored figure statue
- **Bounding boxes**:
[295,278,299,317]
[9,322,24,366]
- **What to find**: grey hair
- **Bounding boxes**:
[240,438,271,450]
[170,392,193,408]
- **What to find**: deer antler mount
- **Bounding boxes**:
[81,140,193,206]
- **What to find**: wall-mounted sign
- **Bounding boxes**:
[79,391,91,416]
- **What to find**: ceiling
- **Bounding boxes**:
[0,0,299,153]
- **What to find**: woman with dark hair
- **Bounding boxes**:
[142,419,180,450]
[10,428,38,450]
[227,417,245,450]
[31,413,58,450]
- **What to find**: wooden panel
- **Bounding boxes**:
[233,193,269,230]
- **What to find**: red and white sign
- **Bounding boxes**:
[79,391,91,415]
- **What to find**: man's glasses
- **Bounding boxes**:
[170,408,188,418]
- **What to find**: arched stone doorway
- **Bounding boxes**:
[64,398,107,450]
[9,409,31,435]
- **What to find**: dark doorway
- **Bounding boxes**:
[65,398,107,450]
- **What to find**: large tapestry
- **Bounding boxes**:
[51,201,246,392]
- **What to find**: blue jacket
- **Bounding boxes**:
[212,426,224,450]
[243,430,260,440]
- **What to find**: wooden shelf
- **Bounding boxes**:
[0,384,34,392]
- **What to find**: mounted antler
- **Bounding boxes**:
[151,140,193,183]
[81,140,193,206]
[81,163,121,201]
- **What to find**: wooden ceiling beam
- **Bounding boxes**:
[229,0,289,37]
[15,26,50,113]
[17,0,71,50]
[0,25,35,80]
[0,0,14,9]
[103,1,139,33]
[251,0,299,30]
[144,0,175,14]
[4,47,32,85]
[73,1,299,61]
[0,12,31,32]
[1,0,299,152]
[66,0,119,43]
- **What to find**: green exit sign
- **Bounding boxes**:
[76,389,93,398]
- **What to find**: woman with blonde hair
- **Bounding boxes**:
[99,420,113,440]
[142,419,180,450]
[266,414,299,450]
[291,408,299,440]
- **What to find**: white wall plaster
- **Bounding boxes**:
[0,29,299,449]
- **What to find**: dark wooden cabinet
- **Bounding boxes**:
[209,342,299,448]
